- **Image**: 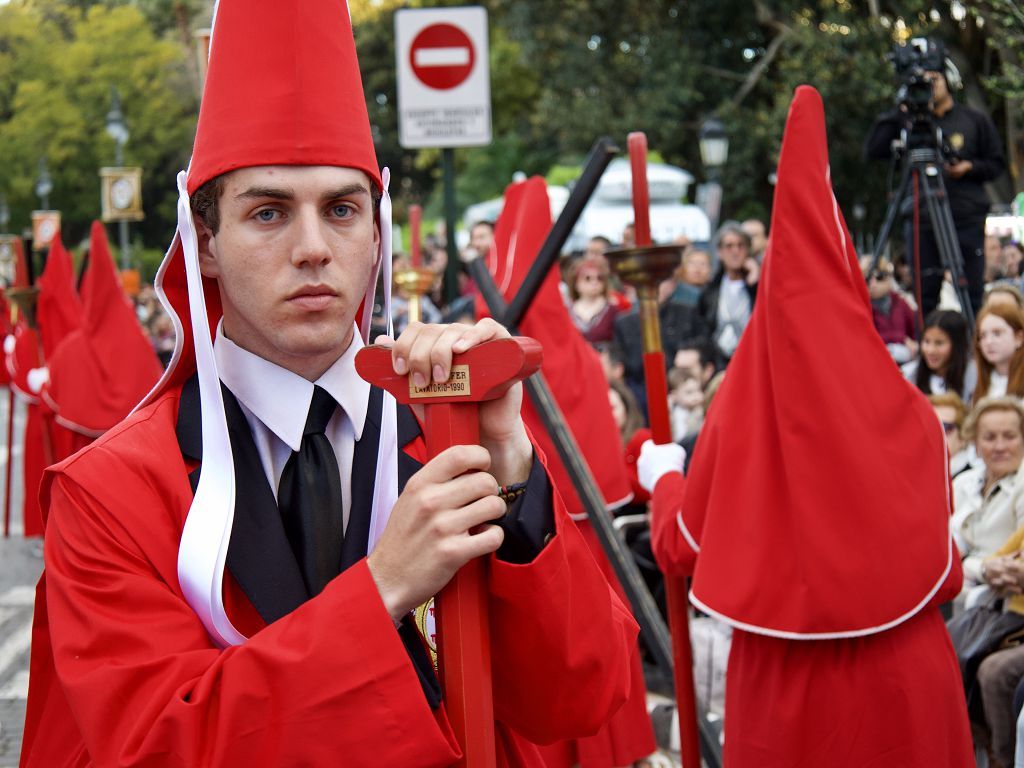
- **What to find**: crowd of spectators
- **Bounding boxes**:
[864,232,1024,768]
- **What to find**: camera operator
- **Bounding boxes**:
[865,38,1005,318]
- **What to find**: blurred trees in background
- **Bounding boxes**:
[0,0,1020,274]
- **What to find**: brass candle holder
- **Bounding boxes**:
[394,266,436,325]
[605,244,685,356]
[6,286,40,330]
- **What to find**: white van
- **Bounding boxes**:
[462,158,712,252]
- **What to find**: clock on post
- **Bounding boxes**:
[99,167,144,223]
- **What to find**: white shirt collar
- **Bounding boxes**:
[214,321,369,452]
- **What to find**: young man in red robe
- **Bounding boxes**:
[637,86,973,766]
[19,2,637,766]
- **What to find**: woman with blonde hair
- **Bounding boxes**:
[974,304,1024,401]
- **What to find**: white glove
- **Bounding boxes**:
[27,366,49,394]
[637,439,686,494]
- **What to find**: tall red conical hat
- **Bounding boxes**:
[45,222,161,436]
[35,232,82,360]
[680,86,953,637]
[137,0,395,647]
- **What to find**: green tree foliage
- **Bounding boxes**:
[0,1,196,250]
[966,0,1024,191]
[0,0,1015,257]
[360,0,1017,240]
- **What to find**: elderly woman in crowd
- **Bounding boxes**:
[952,397,1024,589]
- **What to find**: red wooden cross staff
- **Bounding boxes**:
[620,131,703,768]
[356,337,542,768]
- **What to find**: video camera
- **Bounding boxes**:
[887,37,961,159]
[890,37,945,118]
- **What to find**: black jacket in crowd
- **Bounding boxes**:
[698,269,758,357]
[613,302,709,385]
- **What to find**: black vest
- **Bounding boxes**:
[175,375,441,706]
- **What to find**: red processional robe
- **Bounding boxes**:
[45,221,161,443]
[7,323,46,537]
[648,86,973,767]
[21,380,639,767]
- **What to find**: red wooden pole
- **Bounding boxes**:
[424,402,493,767]
[3,386,12,538]
[356,337,542,768]
[625,132,703,768]
[628,132,652,247]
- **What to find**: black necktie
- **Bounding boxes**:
[278,386,344,596]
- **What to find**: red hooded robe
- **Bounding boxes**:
[650,86,973,766]
[483,178,655,767]
[45,221,161,447]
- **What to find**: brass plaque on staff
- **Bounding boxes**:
[409,364,470,399]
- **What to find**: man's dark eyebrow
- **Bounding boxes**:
[323,183,370,201]
[234,183,370,202]
[236,186,293,201]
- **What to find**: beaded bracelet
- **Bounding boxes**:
[498,480,528,507]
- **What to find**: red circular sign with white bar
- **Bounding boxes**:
[409,23,475,90]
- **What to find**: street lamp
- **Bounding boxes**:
[105,86,131,269]
[34,157,53,211]
[698,117,729,180]
[698,117,729,235]
[106,86,129,165]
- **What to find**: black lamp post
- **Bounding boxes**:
[105,86,131,270]
[698,117,729,235]
[34,158,53,211]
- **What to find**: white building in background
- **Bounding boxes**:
[462,158,712,253]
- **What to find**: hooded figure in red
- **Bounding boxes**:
[481,178,655,768]
[20,2,636,766]
[44,221,161,448]
[638,86,972,766]
[6,233,83,536]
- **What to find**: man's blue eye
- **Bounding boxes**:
[332,205,352,218]
[256,209,276,222]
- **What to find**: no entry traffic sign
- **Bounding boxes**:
[396,7,492,148]
[410,23,476,91]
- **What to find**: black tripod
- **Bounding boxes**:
[872,119,975,329]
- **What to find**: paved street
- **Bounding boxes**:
[0,541,40,767]
[0,397,36,767]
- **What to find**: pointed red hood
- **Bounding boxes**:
[681,86,954,637]
[35,233,82,360]
[46,222,162,435]
[141,0,384,410]
[188,0,380,195]
[484,178,632,516]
